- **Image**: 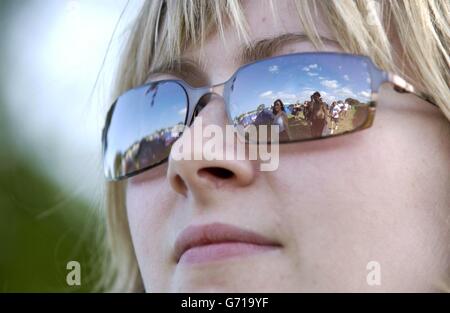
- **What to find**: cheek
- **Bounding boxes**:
[371,87,450,205]
[126,164,174,240]
[269,92,448,288]
[126,176,177,290]
[127,176,169,221]
[126,181,163,260]
[274,100,446,219]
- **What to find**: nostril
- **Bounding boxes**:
[198,167,235,180]
[173,174,188,196]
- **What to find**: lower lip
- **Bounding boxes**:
[178,242,278,265]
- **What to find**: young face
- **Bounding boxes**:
[274,102,281,112]
[125,0,449,292]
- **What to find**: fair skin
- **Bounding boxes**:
[125,0,449,292]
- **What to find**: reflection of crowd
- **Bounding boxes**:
[272,99,291,140]
[329,100,350,131]
[253,92,329,138]
[308,91,327,137]
[250,91,363,139]
[251,99,292,140]
[121,126,180,174]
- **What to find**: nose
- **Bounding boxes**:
[167,94,256,199]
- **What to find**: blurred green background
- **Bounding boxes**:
[0,79,101,292]
[0,103,100,292]
[0,0,138,292]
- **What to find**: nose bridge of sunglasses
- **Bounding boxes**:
[209,83,225,96]
[186,83,227,126]
[190,82,226,101]
[195,84,226,110]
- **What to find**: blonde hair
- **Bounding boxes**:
[98,0,450,292]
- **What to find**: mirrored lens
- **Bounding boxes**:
[226,53,373,142]
[103,81,188,180]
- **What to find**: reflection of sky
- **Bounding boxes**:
[229,54,372,116]
[107,82,187,157]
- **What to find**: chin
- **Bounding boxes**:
[170,271,268,293]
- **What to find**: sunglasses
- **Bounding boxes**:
[102,52,436,180]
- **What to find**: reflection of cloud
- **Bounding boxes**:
[321,79,339,89]
[321,91,336,103]
[276,92,297,102]
[343,74,349,81]
[339,87,354,96]
[260,90,297,102]
[307,72,318,76]
[258,85,368,105]
[302,88,315,93]
[359,90,371,98]
[178,107,187,116]
[330,87,358,100]
[366,77,371,84]
[261,89,313,103]
[335,87,372,100]
[302,64,318,72]
[269,65,279,73]
[259,90,273,98]
[318,76,325,80]
[298,88,316,99]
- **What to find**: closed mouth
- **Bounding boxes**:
[174,222,281,264]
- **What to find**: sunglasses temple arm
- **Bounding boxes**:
[387,73,438,107]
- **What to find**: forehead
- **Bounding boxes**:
[242,0,334,43]
[182,0,338,85]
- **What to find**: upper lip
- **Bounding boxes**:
[174,222,281,262]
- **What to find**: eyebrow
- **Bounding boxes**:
[150,33,338,85]
[240,33,338,64]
